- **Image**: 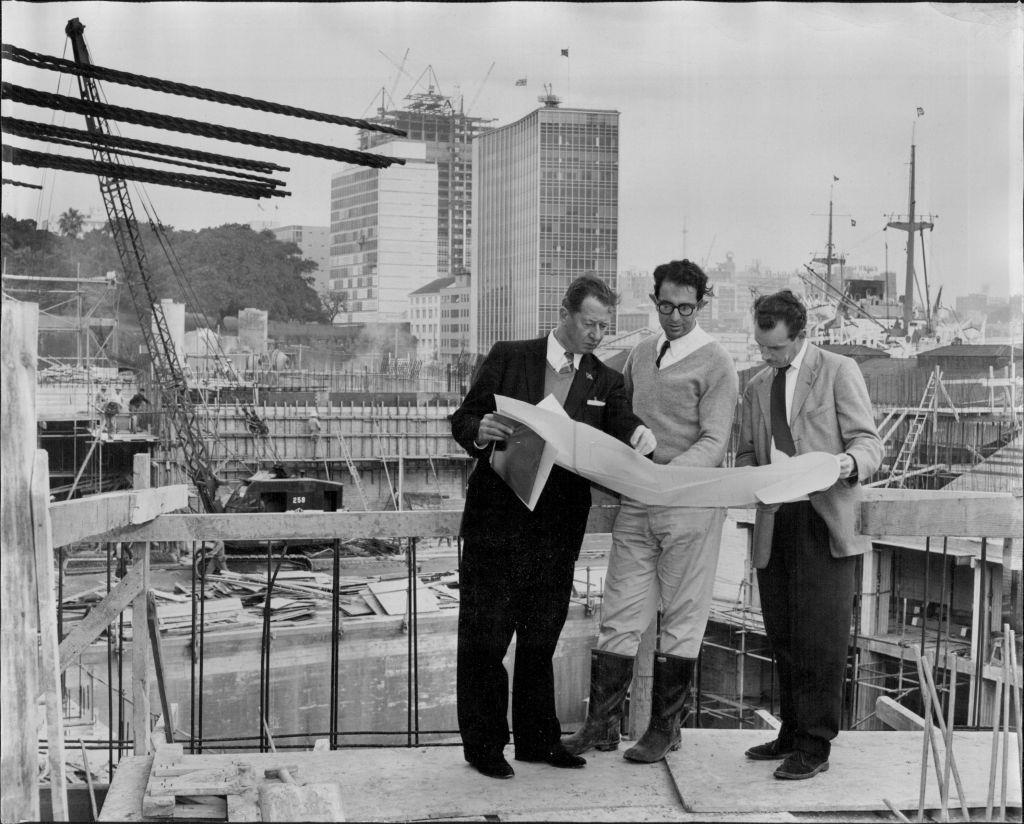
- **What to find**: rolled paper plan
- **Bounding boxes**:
[494,394,841,508]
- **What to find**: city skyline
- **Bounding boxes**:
[2,2,1021,300]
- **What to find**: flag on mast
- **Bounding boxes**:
[561,48,569,57]
[916,106,925,116]
[515,78,527,86]
[833,175,839,182]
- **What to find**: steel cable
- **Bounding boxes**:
[2,125,288,186]
[3,143,288,200]
[1,115,288,173]
[2,43,407,138]
[3,83,405,168]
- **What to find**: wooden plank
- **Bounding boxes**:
[106,510,465,542]
[131,453,152,757]
[31,450,68,821]
[666,729,1021,812]
[58,559,147,672]
[751,709,782,731]
[49,485,188,547]
[147,592,175,744]
[860,493,1022,539]
[98,503,626,544]
[876,696,925,731]
[1,299,41,824]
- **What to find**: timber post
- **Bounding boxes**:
[132,452,153,755]
[1,299,41,822]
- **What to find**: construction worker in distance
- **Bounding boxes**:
[563,259,738,764]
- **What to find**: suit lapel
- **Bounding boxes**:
[755,367,773,452]
[524,337,547,404]
[563,353,596,419]
[790,344,820,422]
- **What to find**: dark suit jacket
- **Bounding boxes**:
[735,344,883,567]
[451,338,643,544]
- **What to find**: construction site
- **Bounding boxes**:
[2,11,1023,824]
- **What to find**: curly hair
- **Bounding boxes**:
[652,259,714,301]
[753,289,807,338]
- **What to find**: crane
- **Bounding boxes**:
[65,17,223,511]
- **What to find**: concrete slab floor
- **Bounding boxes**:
[98,740,1023,823]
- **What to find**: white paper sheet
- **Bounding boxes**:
[494,394,841,507]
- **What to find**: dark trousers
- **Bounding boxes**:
[456,533,579,760]
[757,501,856,760]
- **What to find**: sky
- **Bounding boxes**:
[2,2,1022,299]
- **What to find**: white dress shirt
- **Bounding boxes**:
[655,323,714,369]
[547,330,582,372]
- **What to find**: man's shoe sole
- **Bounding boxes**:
[774,760,829,780]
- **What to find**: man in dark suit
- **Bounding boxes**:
[451,275,656,779]
[736,290,882,780]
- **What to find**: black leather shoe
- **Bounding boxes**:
[745,738,796,760]
[467,753,514,779]
[774,751,829,780]
[515,742,586,768]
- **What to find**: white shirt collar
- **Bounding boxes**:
[547,330,582,372]
[655,323,713,367]
[785,338,809,375]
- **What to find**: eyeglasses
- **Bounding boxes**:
[650,295,699,317]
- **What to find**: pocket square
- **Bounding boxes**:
[586,399,606,407]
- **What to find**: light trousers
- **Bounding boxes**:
[597,498,726,658]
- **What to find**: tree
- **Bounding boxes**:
[57,207,85,238]
[321,289,348,323]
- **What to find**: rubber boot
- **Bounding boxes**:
[562,650,635,755]
[623,653,694,763]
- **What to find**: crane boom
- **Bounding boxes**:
[65,17,219,511]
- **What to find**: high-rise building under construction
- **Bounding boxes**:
[359,88,495,279]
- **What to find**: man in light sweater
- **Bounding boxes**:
[564,259,738,763]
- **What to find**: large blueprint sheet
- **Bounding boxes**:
[494,394,840,508]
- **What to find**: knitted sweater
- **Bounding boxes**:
[623,335,738,467]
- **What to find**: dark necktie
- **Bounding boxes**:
[655,340,671,368]
[559,351,574,375]
[770,366,796,457]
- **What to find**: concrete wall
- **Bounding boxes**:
[82,605,600,748]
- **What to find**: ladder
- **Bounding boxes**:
[887,370,938,486]
[335,434,370,511]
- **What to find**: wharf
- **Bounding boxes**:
[98,731,1021,822]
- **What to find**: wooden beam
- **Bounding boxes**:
[860,493,1022,539]
[876,696,925,731]
[752,709,783,731]
[147,591,175,744]
[1,299,41,824]
[31,450,68,820]
[131,453,152,756]
[49,485,188,547]
[58,559,147,672]
[105,509,466,542]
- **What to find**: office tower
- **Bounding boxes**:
[472,99,619,353]
[269,225,331,294]
[360,87,494,278]
[328,141,438,324]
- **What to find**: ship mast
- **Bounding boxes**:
[887,141,934,332]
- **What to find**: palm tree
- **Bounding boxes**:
[57,208,85,238]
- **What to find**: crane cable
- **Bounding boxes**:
[2,83,406,169]
[2,43,408,138]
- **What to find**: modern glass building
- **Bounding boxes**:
[328,141,438,324]
[471,103,620,354]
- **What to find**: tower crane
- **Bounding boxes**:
[65,18,226,511]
